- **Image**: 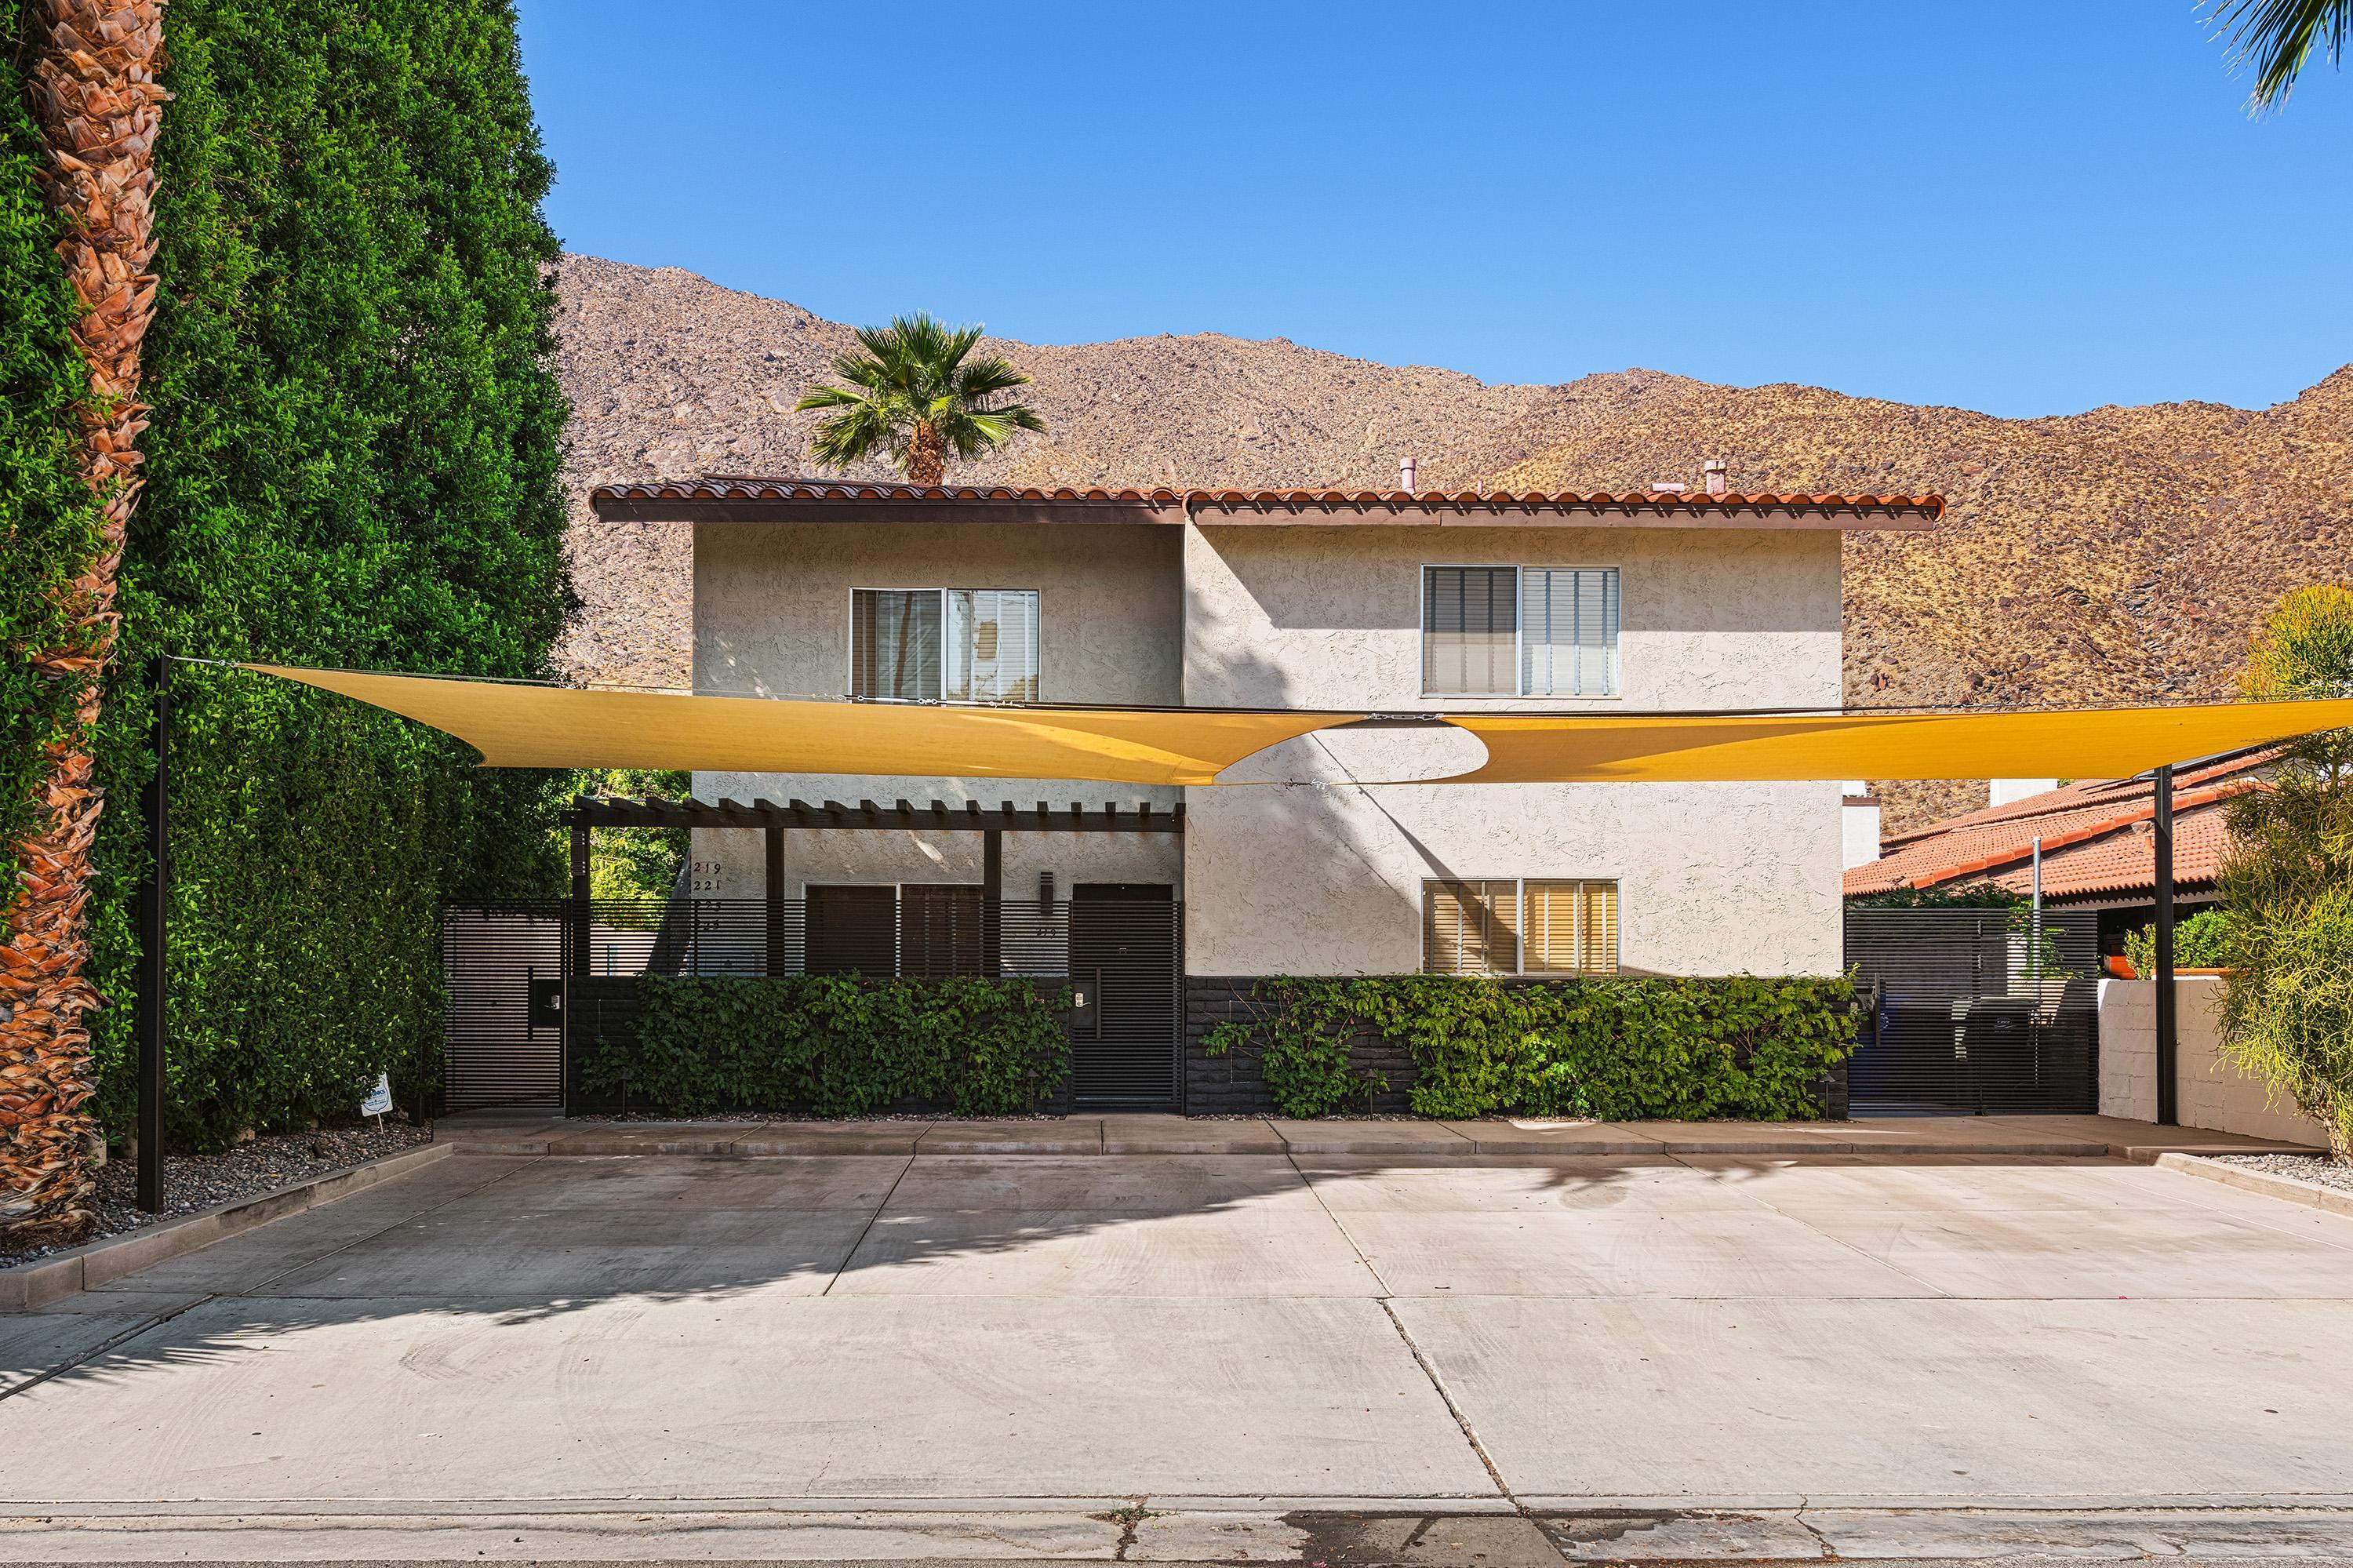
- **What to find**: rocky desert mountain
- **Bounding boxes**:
[554,253,2352,831]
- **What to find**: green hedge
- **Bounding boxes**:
[75,0,573,1148]
[1206,975,1859,1120]
[581,975,1073,1118]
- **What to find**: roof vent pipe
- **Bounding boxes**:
[1704,458,1728,497]
[1398,456,1417,494]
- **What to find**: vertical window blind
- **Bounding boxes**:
[944,589,1040,702]
[1422,567,1518,695]
[849,589,943,701]
[899,885,986,977]
[1424,566,1618,697]
[851,588,1039,702]
[1424,879,1619,975]
[1521,568,1619,697]
[1422,879,1521,974]
[1522,880,1620,974]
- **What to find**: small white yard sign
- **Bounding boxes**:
[360,1073,394,1118]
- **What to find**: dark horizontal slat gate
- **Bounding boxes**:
[1844,906,2101,1115]
[440,904,570,1111]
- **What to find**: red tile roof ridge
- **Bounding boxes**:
[1846,780,2259,897]
[588,476,1946,514]
[1873,745,2278,850]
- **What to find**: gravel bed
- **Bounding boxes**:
[0,1122,432,1271]
[2202,1151,2353,1195]
[572,1110,1442,1122]
[573,1110,1067,1123]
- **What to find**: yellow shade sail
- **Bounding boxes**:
[247,665,1342,787]
[1443,700,2353,783]
[249,664,2353,787]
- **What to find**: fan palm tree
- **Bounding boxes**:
[2218,0,2351,107]
[796,314,1045,487]
[0,0,166,1246]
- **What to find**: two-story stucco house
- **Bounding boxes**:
[587,476,1940,1109]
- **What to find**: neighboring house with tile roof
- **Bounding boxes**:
[1842,748,2273,956]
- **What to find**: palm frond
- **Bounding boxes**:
[807,399,907,468]
[950,353,1032,402]
[940,405,1045,458]
[793,384,870,413]
[825,350,891,391]
[2217,0,2351,107]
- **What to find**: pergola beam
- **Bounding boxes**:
[567,795,1184,835]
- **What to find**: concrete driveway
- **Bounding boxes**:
[5,1133,2353,1559]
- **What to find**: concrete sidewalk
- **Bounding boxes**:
[438,1108,2322,1161]
[5,1133,2353,1562]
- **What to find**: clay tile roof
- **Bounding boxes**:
[1846,747,2277,902]
[587,476,1944,527]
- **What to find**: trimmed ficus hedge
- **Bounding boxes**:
[580,974,1074,1118]
[1204,974,1860,1120]
[67,0,573,1147]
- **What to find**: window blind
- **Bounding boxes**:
[945,589,1040,702]
[899,885,986,977]
[1523,880,1620,975]
[1422,879,1521,974]
[853,588,1038,703]
[1522,568,1619,697]
[849,590,943,701]
[1423,567,1518,695]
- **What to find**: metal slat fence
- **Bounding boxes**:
[440,897,1183,1112]
[1842,906,2101,1115]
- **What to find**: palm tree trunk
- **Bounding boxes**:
[906,421,945,487]
[0,0,168,1247]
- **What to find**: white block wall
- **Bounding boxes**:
[2098,977,2329,1146]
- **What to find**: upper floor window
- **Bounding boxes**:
[1422,566,1618,697]
[850,588,1039,703]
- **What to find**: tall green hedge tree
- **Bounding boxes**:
[82,0,575,1150]
[2218,585,2353,1159]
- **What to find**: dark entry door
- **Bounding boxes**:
[1067,884,1180,1107]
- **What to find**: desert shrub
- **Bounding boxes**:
[2122,908,2234,975]
[2216,584,2353,1160]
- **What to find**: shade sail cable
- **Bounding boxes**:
[240,662,2353,786]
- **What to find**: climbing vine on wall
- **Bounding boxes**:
[583,974,1074,1117]
[1206,974,1860,1120]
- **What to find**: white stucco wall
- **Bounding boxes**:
[1180,524,1846,977]
[1842,797,1883,870]
[2097,977,2329,1145]
[684,518,1848,974]
[691,521,1184,898]
[1183,778,1842,976]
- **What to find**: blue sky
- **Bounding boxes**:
[515,2,2351,420]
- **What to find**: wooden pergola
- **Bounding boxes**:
[562,793,1185,985]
